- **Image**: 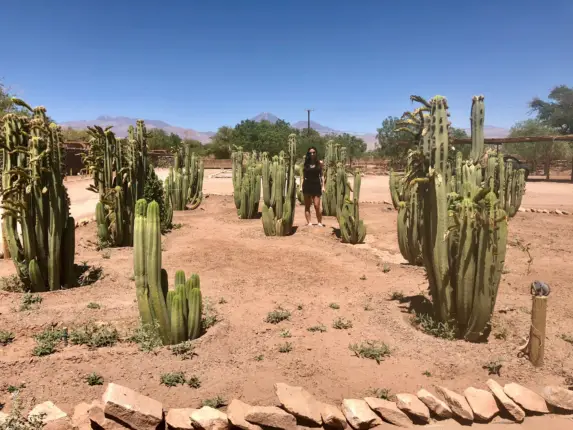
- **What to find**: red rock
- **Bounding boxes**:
[102,382,164,430]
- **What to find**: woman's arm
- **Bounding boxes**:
[320,160,325,192]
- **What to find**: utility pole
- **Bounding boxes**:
[305,109,314,136]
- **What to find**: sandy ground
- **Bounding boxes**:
[0,172,572,427]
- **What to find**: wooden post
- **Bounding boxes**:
[529,296,548,367]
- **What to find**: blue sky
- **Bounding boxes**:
[3,0,572,133]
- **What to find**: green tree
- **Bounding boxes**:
[147,128,182,152]
[61,127,90,141]
[375,116,415,165]
[232,119,295,156]
[503,119,571,179]
[450,127,470,158]
[530,85,573,135]
[206,126,235,159]
[325,133,367,162]
[297,128,326,160]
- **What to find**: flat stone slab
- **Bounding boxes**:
[395,393,430,423]
[227,400,262,430]
[436,386,474,422]
[166,408,196,430]
[542,386,573,411]
[245,405,297,430]
[89,401,130,429]
[503,383,549,414]
[102,382,164,430]
[275,382,323,425]
[28,401,68,423]
[464,387,499,421]
[319,402,348,430]
[190,406,230,430]
[341,399,383,430]
[416,389,452,419]
[364,397,413,428]
[486,379,525,422]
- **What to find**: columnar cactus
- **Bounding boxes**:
[166,144,204,211]
[1,99,75,292]
[411,95,509,342]
[261,134,297,236]
[337,169,366,244]
[83,120,149,247]
[232,147,261,219]
[322,141,348,216]
[133,199,203,345]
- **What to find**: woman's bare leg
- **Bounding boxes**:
[313,196,323,224]
[304,195,312,225]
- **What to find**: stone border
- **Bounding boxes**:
[9,380,572,429]
[519,208,571,215]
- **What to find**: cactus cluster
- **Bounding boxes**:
[406,95,511,341]
[337,170,366,244]
[134,199,203,345]
[1,99,75,292]
[232,147,262,219]
[165,144,204,211]
[84,120,149,247]
[261,134,297,236]
[322,141,348,216]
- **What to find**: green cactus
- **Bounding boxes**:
[1,100,75,292]
[261,134,297,236]
[232,148,262,219]
[83,120,149,247]
[337,169,366,244]
[133,199,203,345]
[166,145,204,211]
[296,163,304,205]
[322,141,349,216]
[388,170,404,209]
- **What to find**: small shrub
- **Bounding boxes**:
[0,330,15,346]
[329,303,340,310]
[0,394,45,430]
[332,317,353,330]
[382,263,391,273]
[494,327,508,340]
[0,275,25,293]
[370,388,391,400]
[218,297,227,304]
[279,329,292,338]
[363,301,373,311]
[172,223,183,230]
[32,328,64,357]
[7,384,25,394]
[561,334,573,345]
[202,299,219,330]
[19,293,42,312]
[254,355,264,361]
[389,291,404,301]
[187,375,201,389]
[278,342,293,353]
[483,360,502,376]
[69,323,119,348]
[411,313,456,340]
[129,321,163,352]
[160,372,187,387]
[202,396,226,409]
[422,370,432,377]
[307,324,327,333]
[297,304,303,310]
[170,341,196,360]
[101,250,111,259]
[360,275,367,281]
[86,302,101,310]
[76,264,104,287]
[349,341,391,364]
[265,307,291,324]
[85,372,104,386]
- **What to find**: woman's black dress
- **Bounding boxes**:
[302,163,322,197]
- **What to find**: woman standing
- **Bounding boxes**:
[301,147,324,227]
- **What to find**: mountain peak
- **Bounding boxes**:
[251,112,281,123]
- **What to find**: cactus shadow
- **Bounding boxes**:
[391,294,433,316]
[72,262,104,288]
[331,227,341,239]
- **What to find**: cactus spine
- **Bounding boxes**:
[232,148,262,219]
[1,99,75,291]
[133,199,203,345]
[83,120,149,247]
[166,144,204,211]
[261,134,297,236]
[337,170,366,244]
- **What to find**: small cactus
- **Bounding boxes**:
[338,170,366,244]
[232,148,262,219]
[166,145,204,211]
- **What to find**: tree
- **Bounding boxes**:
[450,127,471,158]
[325,133,367,162]
[206,126,235,159]
[530,85,573,135]
[147,128,182,152]
[375,116,415,165]
[503,119,571,179]
[61,127,90,142]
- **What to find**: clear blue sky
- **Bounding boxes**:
[3,0,572,133]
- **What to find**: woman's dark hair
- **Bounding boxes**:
[304,146,318,167]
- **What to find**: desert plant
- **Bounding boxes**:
[410,95,509,342]
[143,166,173,232]
[165,144,204,211]
[83,120,148,247]
[1,99,76,292]
[232,147,262,219]
[296,163,304,204]
[337,169,366,244]
[261,134,297,236]
[133,199,203,345]
[322,141,349,216]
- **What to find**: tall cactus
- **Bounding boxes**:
[337,169,366,244]
[133,199,203,345]
[1,99,75,292]
[410,95,509,342]
[83,120,149,247]
[322,141,348,216]
[232,147,261,219]
[166,144,204,211]
[261,134,297,236]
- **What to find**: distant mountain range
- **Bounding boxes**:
[60,112,510,151]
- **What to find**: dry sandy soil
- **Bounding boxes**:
[0,172,572,428]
